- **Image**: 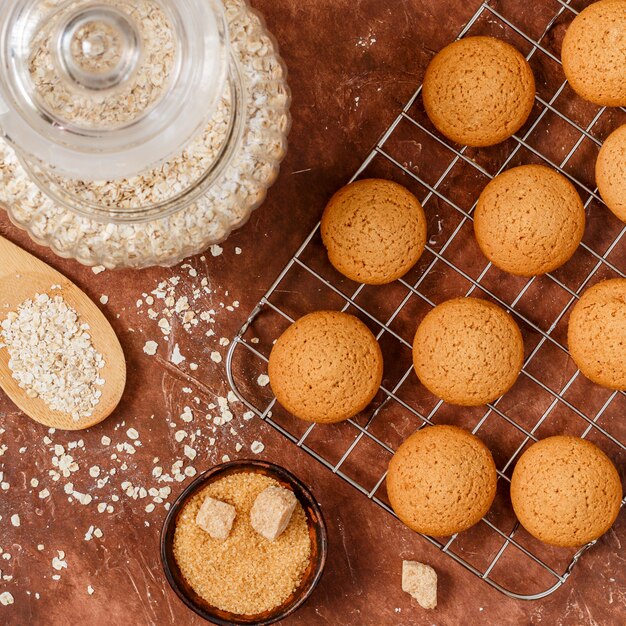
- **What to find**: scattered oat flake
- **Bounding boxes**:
[210,351,222,363]
[257,374,270,387]
[87,585,95,595]
[126,428,139,440]
[0,591,14,606]
[251,441,265,454]
[143,341,158,356]
[99,295,109,305]
[210,245,223,257]
[171,344,185,365]
[91,266,106,275]
[52,554,67,571]
[10,514,20,527]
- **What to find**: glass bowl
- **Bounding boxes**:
[160,460,327,625]
[0,0,291,269]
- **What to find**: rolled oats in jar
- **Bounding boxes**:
[0,0,290,268]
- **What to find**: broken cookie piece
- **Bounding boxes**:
[195,496,236,540]
[402,560,437,609]
[250,485,297,541]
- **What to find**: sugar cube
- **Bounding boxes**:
[250,486,297,541]
[402,560,437,609]
[195,496,236,540]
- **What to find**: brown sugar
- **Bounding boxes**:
[173,472,312,615]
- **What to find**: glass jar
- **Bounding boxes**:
[0,0,290,268]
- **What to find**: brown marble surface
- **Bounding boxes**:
[1,0,625,624]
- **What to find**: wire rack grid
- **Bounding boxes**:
[227,0,626,600]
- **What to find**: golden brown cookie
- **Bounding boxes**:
[596,124,626,221]
[511,436,622,547]
[568,279,626,390]
[474,165,586,276]
[321,179,427,285]
[387,425,497,536]
[268,311,383,424]
[561,0,626,107]
[413,297,524,406]
[422,36,536,147]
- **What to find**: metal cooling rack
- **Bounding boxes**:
[227,0,626,600]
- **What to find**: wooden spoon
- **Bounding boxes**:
[0,236,126,430]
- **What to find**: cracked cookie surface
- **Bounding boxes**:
[413,297,524,406]
[511,436,622,547]
[268,311,383,423]
[422,36,536,147]
[387,425,497,536]
[568,278,626,390]
[321,179,427,285]
[596,124,626,222]
[561,0,626,107]
[474,164,585,277]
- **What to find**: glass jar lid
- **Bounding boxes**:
[0,0,229,180]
